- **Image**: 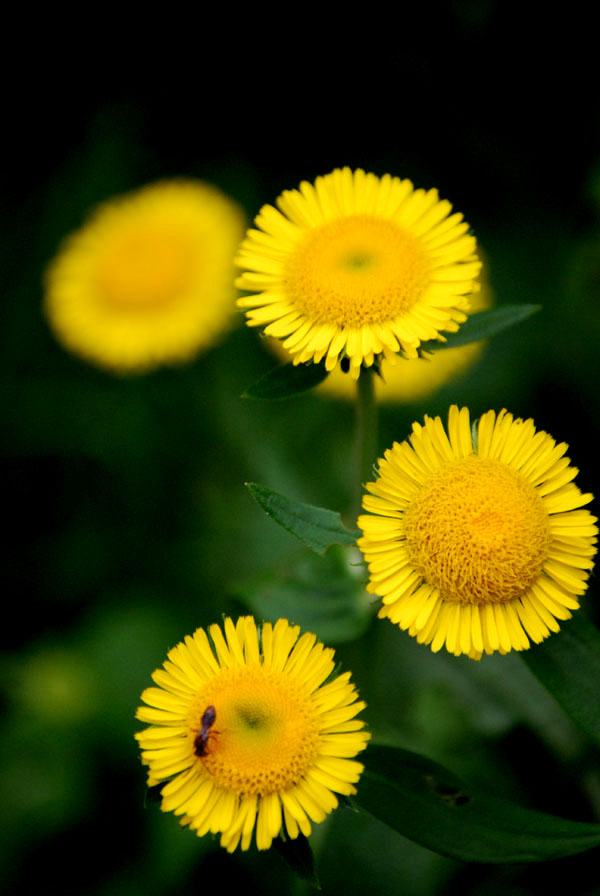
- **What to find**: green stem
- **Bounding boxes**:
[356,366,378,514]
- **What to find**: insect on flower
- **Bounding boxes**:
[135,617,370,851]
[194,705,218,757]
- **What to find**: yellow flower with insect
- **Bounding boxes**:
[135,617,370,851]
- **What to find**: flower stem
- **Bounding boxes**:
[356,367,378,514]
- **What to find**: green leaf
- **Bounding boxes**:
[273,833,320,889]
[356,744,600,863]
[242,362,329,400]
[234,546,371,644]
[522,613,600,748]
[420,304,541,352]
[246,483,360,555]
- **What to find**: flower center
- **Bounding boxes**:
[403,456,551,605]
[285,215,431,328]
[94,227,194,310]
[188,666,320,796]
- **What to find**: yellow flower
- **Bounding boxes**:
[135,617,370,851]
[236,167,481,379]
[44,180,245,373]
[358,407,597,660]
[266,261,492,403]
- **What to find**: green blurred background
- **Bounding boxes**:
[2,4,600,894]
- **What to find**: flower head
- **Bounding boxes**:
[358,407,597,659]
[266,261,492,403]
[135,617,370,851]
[236,167,481,379]
[45,179,245,373]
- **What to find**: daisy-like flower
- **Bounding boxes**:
[45,180,245,373]
[135,617,370,852]
[236,167,481,379]
[358,407,597,660]
[265,261,492,403]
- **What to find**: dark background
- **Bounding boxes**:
[2,4,600,894]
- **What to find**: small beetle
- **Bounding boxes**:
[194,705,217,757]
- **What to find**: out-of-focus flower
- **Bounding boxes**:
[45,180,245,373]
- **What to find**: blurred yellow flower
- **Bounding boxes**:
[44,180,245,373]
[135,616,370,852]
[358,407,597,659]
[237,167,481,379]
